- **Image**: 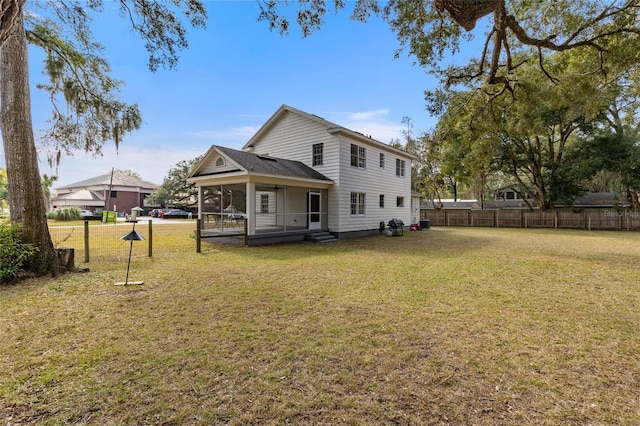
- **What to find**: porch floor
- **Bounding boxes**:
[200,225,327,246]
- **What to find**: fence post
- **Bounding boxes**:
[554,210,558,229]
[84,220,89,263]
[626,211,630,231]
[196,218,202,253]
[148,220,153,257]
[619,213,622,231]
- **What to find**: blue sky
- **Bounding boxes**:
[3,1,479,188]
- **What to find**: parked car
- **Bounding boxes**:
[162,209,189,219]
[80,209,93,217]
[151,208,170,218]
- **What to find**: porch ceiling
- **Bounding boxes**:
[190,172,333,189]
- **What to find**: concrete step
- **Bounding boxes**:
[306,232,338,243]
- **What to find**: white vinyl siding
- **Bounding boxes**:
[335,135,413,233]
[200,153,238,175]
[247,108,413,234]
[250,112,340,182]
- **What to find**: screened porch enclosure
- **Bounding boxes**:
[199,184,328,235]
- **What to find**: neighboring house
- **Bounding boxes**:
[187,104,415,245]
[52,171,158,215]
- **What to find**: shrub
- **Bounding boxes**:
[0,222,36,283]
[47,207,82,221]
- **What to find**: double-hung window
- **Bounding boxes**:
[396,158,406,177]
[351,144,366,168]
[350,192,366,215]
[379,194,385,208]
[260,194,269,214]
[379,153,385,168]
[312,143,323,166]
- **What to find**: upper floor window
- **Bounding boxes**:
[396,159,406,177]
[312,143,323,166]
[215,157,225,167]
[379,153,385,168]
[351,144,366,169]
[396,196,405,207]
[350,192,366,215]
[110,190,117,198]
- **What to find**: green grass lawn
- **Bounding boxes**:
[2,227,639,425]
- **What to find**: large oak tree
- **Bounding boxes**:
[257,1,639,99]
[0,1,206,276]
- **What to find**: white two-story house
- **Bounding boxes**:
[187,104,414,245]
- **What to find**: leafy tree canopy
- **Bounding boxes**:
[148,156,202,208]
[257,0,640,108]
[433,44,632,209]
[0,1,206,278]
[0,167,8,209]
[22,1,207,168]
[113,169,141,179]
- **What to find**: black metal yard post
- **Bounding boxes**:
[84,220,90,262]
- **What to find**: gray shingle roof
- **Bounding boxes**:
[216,146,332,182]
[57,172,158,190]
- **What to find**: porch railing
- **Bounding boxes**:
[200,211,327,233]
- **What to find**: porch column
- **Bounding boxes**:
[246,182,256,235]
[197,186,204,219]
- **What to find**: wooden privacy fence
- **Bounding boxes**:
[422,209,640,231]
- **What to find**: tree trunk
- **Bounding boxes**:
[0,10,60,277]
[0,0,25,46]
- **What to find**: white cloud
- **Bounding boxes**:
[346,109,390,121]
[329,109,405,144]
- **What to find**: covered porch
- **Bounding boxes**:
[194,180,331,246]
[187,145,334,246]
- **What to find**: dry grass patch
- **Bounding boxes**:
[2,227,640,424]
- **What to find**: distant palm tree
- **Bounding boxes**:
[41,174,58,211]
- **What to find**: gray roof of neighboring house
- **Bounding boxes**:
[54,190,104,202]
[56,172,158,190]
[573,192,630,207]
[215,146,332,182]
